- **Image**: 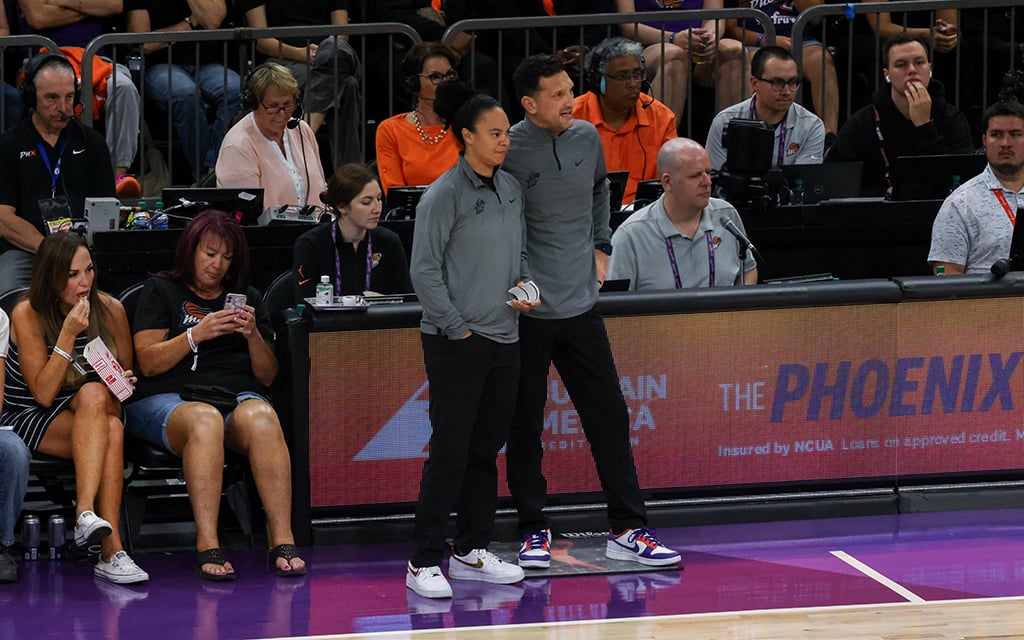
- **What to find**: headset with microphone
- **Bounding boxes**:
[21,51,82,117]
[584,37,649,105]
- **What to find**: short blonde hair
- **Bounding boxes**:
[247,62,299,102]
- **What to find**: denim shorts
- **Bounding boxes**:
[124,390,268,454]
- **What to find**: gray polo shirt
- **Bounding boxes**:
[928,165,1020,273]
[410,156,528,343]
[608,196,757,290]
[706,97,825,172]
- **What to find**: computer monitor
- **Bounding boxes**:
[891,153,987,201]
[781,162,863,204]
[161,187,264,227]
[633,179,664,209]
[607,170,629,212]
[384,186,427,221]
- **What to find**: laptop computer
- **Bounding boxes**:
[891,153,987,201]
[633,179,664,209]
[781,162,863,204]
[607,170,629,212]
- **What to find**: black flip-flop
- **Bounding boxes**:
[197,548,237,582]
[268,543,308,577]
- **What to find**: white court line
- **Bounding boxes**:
[830,549,925,603]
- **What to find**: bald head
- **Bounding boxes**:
[657,137,706,176]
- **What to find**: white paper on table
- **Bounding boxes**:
[83,336,133,401]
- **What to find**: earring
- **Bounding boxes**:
[884,75,890,83]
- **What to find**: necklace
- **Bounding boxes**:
[411,109,447,145]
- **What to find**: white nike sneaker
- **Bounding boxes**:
[448,548,525,584]
[406,562,452,599]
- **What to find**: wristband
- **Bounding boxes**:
[756,33,764,46]
[186,327,198,371]
[53,345,75,363]
[668,31,677,45]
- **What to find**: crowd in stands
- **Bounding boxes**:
[3,0,1024,594]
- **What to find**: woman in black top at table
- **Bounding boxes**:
[292,163,412,302]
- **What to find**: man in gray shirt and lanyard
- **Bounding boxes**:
[609,137,759,290]
[502,54,680,570]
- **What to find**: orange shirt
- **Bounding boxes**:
[375,112,460,195]
[573,92,676,204]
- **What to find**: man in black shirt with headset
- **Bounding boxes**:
[0,52,114,296]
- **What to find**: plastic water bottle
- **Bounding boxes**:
[315,275,332,306]
[790,178,805,205]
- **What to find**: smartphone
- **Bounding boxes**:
[225,293,247,312]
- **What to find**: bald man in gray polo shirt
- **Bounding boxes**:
[608,138,758,290]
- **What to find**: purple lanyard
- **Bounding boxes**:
[749,97,788,167]
[330,223,373,295]
[664,229,716,288]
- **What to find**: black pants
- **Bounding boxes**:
[410,332,520,568]
[506,308,647,537]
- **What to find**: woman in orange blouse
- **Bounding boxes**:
[375,43,462,194]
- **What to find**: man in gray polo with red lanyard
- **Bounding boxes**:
[929,100,1024,275]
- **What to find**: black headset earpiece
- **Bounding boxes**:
[404,74,420,95]
[240,65,260,112]
[22,51,81,112]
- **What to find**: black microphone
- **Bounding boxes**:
[58,113,74,121]
[640,80,655,109]
[991,256,1017,278]
[286,117,300,129]
[720,215,765,265]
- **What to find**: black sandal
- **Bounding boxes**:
[196,548,237,582]
[268,543,307,577]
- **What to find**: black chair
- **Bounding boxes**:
[118,282,254,551]
[262,270,297,335]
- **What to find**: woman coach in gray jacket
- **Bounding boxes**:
[406,80,538,599]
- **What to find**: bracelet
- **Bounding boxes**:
[756,33,764,46]
[52,345,75,363]
[184,15,196,30]
[668,31,677,45]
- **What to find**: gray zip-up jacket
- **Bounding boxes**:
[410,155,529,343]
[503,116,610,320]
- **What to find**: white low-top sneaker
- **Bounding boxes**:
[94,551,149,584]
[605,527,681,566]
[449,548,525,584]
[406,562,452,599]
[74,511,112,547]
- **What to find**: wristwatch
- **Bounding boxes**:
[595,242,613,256]
[184,15,202,30]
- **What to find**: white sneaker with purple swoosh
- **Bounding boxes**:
[605,527,682,566]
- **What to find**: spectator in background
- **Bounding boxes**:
[125,0,242,182]
[18,0,143,198]
[573,37,676,206]
[616,0,746,126]
[826,34,972,197]
[727,0,838,137]
[0,1,23,132]
[2,232,148,584]
[929,100,1024,275]
[608,137,758,289]
[705,46,825,172]
[242,0,364,169]
[0,53,115,297]
[292,163,411,302]
[375,43,461,195]
[216,63,328,212]
[0,308,31,584]
[961,6,1024,116]
[502,54,681,572]
[126,210,306,581]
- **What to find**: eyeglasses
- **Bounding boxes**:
[605,69,644,83]
[260,100,296,115]
[756,77,801,92]
[418,70,458,85]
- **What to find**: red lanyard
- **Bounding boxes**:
[993,190,1017,226]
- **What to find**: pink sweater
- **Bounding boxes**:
[216,113,328,210]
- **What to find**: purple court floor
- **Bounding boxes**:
[3,508,1024,639]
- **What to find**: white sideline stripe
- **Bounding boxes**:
[831,549,925,603]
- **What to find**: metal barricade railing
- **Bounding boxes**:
[0,34,61,131]
[793,0,1023,127]
[442,10,775,138]
[83,24,420,193]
